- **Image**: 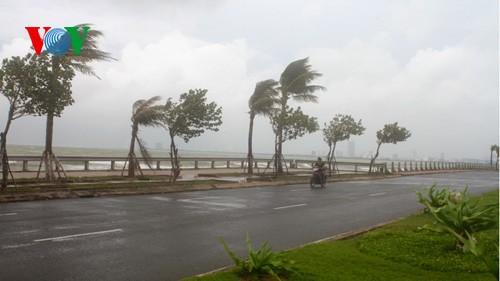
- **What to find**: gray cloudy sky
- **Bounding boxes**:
[0,0,498,161]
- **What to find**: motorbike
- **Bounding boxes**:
[310,169,327,188]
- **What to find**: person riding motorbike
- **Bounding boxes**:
[313,157,327,183]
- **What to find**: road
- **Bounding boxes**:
[0,171,498,281]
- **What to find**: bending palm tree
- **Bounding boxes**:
[42,24,114,180]
[127,96,164,177]
[275,57,325,173]
[247,79,278,174]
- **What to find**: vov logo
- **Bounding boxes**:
[25,26,90,56]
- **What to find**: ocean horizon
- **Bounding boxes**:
[4,144,373,172]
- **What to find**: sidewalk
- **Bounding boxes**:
[0,169,467,203]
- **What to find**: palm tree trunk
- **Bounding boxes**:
[127,123,138,177]
[276,96,287,174]
[247,113,255,174]
[490,150,493,166]
[43,112,55,180]
[369,142,382,173]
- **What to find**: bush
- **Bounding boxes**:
[416,186,499,279]
[220,233,296,280]
[415,184,451,212]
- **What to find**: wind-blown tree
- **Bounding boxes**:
[162,89,222,183]
[247,79,278,174]
[368,122,411,173]
[23,52,75,180]
[0,55,35,189]
[28,24,114,180]
[127,96,164,177]
[270,106,318,171]
[274,57,325,173]
[322,114,365,175]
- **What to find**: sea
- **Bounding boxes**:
[5,144,370,172]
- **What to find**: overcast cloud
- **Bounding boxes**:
[0,0,498,161]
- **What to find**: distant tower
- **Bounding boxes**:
[348,141,355,158]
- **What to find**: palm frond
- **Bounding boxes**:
[249,79,279,117]
[65,23,116,78]
[136,136,153,169]
[132,96,164,126]
[279,57,326,95]
[291,92,319,103]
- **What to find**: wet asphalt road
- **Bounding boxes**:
[0,171,498,281]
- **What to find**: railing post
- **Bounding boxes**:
[111,161,116,171]
[241,161,245,168]
[391,162,395,173]
[195,161,199,169]
[409,161,413,171]
[23,160,29,172]
[226,161,230,168]
[84,160,90,171]
[354,164,358,174]
[156,161,161,170]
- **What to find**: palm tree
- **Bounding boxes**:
[127,96,164,177]
[42,24,114,180]
[247,79,278,174]
[275,57,326,173]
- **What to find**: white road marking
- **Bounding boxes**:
[0,213,18,216]
[33,229,123,243]
[273,204,307,210]
[2,243,34,249]
[178,198,246,209]
[150,196,171,202]
[369,192,387,197]
[291,189,310,192]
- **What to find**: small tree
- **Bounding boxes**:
[247,79,278,174]
[322,114,365,175]
[29,24,114,180]
[22,52,75,180]
[162,89,222,183]
[127,96,164,177]
[368,122,411,173]
[270,106,318,172]
[0,55,35,189]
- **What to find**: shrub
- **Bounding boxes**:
[417,186,499,280]
[419,187,497,247]
[415,184,451,212]
[220,233,296,280]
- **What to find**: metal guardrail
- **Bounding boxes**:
[6,156,493,174]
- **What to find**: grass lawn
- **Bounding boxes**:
[185,190,499,281]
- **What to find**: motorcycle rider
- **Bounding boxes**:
[313,157,326,182]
